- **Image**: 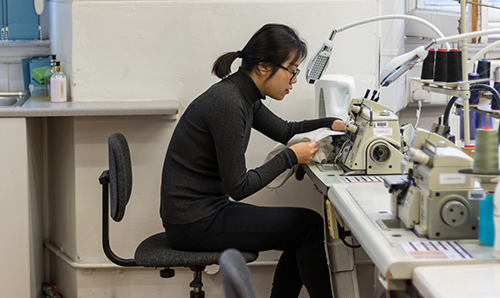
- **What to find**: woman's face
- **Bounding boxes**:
[261,56,300,101]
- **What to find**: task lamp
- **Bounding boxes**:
[306,14,449,84]
[380,39,435,87]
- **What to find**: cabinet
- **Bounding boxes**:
[0,0,39,40]
[0,98,178,298]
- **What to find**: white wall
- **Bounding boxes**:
[67,1,380,105]
[43,0,412,297]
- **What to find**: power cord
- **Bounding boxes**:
[337,221,361,249]
[42,282,62,298]
[414,99,423,128]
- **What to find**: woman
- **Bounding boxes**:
[160,23,347,298]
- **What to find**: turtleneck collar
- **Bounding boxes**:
[227,67,266,104]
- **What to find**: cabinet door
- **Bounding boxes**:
[0,0,5,40]
[6,0,38,40]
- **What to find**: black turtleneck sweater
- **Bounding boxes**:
[160,69,339,224]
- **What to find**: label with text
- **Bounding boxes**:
[439,173,466,185]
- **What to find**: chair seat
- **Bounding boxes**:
[135,232,258,268]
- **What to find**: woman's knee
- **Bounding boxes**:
[301,208,324,228]
[292,208,324,241]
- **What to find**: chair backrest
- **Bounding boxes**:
[219,248,257,298]
[108,132,133,222]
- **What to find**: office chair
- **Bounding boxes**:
[99,132,258,298]
[219,249,257,298]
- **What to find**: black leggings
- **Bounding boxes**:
[163,201,333,298]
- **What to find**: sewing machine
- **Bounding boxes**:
[384,129,481,239]
[332,97,405,175]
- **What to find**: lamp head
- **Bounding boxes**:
[306,30,336,84]
[380,39,435,87]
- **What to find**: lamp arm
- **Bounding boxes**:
[328,29,337,41]
[436,28,500,45]
[336,14,450,49]
[467,39,500,70]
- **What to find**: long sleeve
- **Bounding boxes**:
[252,101,340,144]
[209,96,298,201]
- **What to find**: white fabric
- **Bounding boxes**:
[265,128,345,189]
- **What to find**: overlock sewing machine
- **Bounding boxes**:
[332,97,405,175]
[384,129,481,239]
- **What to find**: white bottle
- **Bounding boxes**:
[44,56,57,100]
[50,64,67,102]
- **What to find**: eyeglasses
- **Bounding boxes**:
[278,65,301,81]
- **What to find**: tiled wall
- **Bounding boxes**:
[0,41,51,92]
[0,63,24,91]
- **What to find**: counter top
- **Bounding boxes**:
[0,97,179,117]
[413,263,500,298]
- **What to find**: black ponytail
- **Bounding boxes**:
[212,23,307,79]
[212,52,240,79]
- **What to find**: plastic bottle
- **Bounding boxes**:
[479,193,495,246]
[50,63,67,102]
[493,67,500,110]
[43,56,57,100]
[494,182,500,259]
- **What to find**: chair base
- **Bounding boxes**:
[189,266,205,298]
[159,265,206,297]
[190,290,205,298]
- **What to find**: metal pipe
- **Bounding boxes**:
[45,241,121,269]
[45,241,277,269]
[460,0,471,144]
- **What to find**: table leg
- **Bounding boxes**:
[323,197,360,298]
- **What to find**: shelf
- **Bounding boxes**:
[411,77,500,119]
[455,97,500,119]
[410,78,474,98]
[470,106,500,119]
[411,77,490,89]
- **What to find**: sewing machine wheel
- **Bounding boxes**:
[370,143,391,163]
[441,199,469,227]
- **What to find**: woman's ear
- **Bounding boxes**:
[257,62,271,76]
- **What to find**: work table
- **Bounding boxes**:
[0,97,179,117]
[303,162,500,297]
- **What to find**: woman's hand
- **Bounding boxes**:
[290,140,319,164]
[332,119,348,132]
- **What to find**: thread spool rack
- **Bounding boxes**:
[411,78,470,98]
[459,172,499,192]
[464,98,500,120]
[410,78,500,120]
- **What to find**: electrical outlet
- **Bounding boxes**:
[406,64,449,105]
[408,79,448,105]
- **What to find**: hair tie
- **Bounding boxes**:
[236,50,243,58]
